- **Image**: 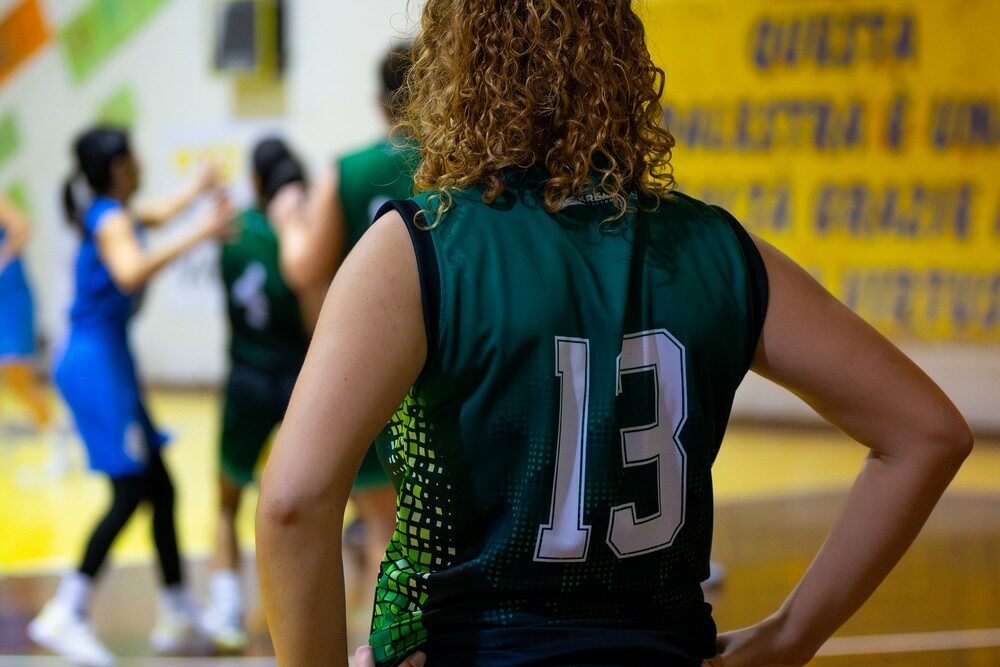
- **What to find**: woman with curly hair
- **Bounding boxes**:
[256,2,972,666]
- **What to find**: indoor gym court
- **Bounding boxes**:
[2,388,999,666]
[1,0,999,665]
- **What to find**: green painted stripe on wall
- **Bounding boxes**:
[0,112,20,169]
[60,0,173,82]
[97,85,139,127]
[6,180,32,215]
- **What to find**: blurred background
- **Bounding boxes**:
[1,0,996,424]
[0,0,997,665]
[0,0,420,384]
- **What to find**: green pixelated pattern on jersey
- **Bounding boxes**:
[370,390,455,662]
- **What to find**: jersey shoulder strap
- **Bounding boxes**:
[373,199,440,361]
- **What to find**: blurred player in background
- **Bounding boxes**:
[200,137,311,652]
[256,2,972,666]
[0,196,53,440]
[28,126,232,667]
[268,43,418,613]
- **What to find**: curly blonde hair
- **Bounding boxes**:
[399,0,675,225]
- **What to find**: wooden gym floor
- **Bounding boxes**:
[1,387,998,666]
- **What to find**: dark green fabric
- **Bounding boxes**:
[354,444,390,490]
[219,207,309,371]
[219,363,297,486]
[371,174,765,665]
[337,137,419,253]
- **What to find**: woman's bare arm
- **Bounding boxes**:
[269,166,348,294]
[706,236,973,667]
[96,196,233,293]
[132,161,220,227]
[256,210,424,667]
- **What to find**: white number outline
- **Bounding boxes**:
[534,337,593,562]
[534,331,689,562]
[606,329,688,558]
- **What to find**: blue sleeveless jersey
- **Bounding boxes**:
[0,226,35,359]
[68,197,136,331]
[54,198,167,477]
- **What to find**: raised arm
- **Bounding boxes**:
[0,196,30,271]
[132,161,221,227]
[256,210,424,667]
[269,165,348,292]
[96,196,233,293]
[706,237,973,667]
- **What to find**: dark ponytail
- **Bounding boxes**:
[62,171,89,233]
[63,126,130,233]
[252,137,305,208]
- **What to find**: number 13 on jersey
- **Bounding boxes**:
[535,330,688,562]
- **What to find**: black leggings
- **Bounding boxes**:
[79,450,182,586]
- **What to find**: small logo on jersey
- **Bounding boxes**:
[562,191,639,208]
[233,263,270,329]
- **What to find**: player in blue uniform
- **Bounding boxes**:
[258,2,972,666]
[0,196,52,435]
[28,127,232,667]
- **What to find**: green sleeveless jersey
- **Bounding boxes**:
[370,172,768,666]
[336,137,419,252]
[219,207,309,371]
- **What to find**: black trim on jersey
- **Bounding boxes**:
[711,205,769,365]
[374,199,440,361]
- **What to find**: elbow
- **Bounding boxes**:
[280,253,330,292]
[12,228,30,250]
[945,419,975,463]
[257,484,309,533]
[255,489,303,556]
[115,273,145,295]
[108,262,148,294]
[924,412,974,470]
[278,253,311,292]
[256,475,339,538]
[282,265,316,293]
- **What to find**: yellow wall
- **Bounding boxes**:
[643,0,1000,342]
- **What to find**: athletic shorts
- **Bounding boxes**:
[54,329,168,478]
[220,363,298,486]
[220,361,391,490]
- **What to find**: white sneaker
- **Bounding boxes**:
[201,608,247,652]
[27,600,116,667]
[201,571,247,651]
[149,597,203,653]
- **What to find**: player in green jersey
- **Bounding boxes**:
[267,44,418,613]
[257,2,973,666]
[271,43,418,324]
[201,138,311,651]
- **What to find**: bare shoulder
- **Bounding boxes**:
[93,207,135,239]
[337,208,412,279]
